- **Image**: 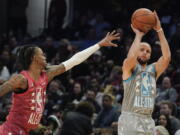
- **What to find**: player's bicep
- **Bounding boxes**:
[0,81,13,97]
[122,58,137,80]
[123,58,136,70]
[0,74,27,96]
[46,64,66,81]
[9,74,27,90]
[155,56,170,79]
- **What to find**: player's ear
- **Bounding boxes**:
[32,55,38,63]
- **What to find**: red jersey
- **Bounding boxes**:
[6,71,48,132]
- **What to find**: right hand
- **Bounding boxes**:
[153,11,162,31]
[98,30,120,47]
[131,24,145,37]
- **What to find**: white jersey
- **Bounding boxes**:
[122,64,156,115]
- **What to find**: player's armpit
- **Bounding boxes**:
[0,74,28,97]
[46,64,66,82]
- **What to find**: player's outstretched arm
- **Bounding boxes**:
[122,25,145,80]
[0,74,27,97]
[153,11,171,79]
[47,31,120,81]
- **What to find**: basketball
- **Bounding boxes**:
[131,8,156,33]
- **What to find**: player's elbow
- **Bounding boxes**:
[126,55,136,62]
[164,55,171,63]
[123,58,136,71]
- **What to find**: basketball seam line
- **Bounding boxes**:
[133,19,155,25]
[132,13,154,19]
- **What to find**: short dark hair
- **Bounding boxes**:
[76,102,95,118]
[160,101,173,111]
[160,100,177,116]
[16,45,37,70]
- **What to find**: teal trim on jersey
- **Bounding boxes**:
[146,64,156,76]
[152,64,156,73]
[123,65,138,83]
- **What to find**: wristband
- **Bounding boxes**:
[156,28,163,32]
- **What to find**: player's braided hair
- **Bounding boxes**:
[16,45,37,70]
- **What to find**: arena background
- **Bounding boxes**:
[0,0,180,135]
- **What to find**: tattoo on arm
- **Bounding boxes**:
[0,74,27,97]
[0,82,13,97]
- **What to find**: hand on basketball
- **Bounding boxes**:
[98,30,120,47]
[153,11,162,31]
[131,24,145,36]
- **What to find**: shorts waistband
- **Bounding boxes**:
[121,111,151,118]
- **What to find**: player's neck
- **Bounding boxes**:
[28,65,42,81]
[139,63,147,69]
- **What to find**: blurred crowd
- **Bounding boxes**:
[0,0,180,135]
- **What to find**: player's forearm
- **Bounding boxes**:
[62,44,100,71]
[127,34,143,58]
[0,82,13,97]
[157,29,171,61]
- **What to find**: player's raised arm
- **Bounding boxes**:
[153,11,171,79]
[46,31,120,81]
[122,25,145,80]
[0,74,27,97]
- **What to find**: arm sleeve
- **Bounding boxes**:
[62,44,100,71]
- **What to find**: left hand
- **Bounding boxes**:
[131,24,145,37]
[98,30,120,47]
[153,11,162,31]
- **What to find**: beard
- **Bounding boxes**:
[137,57,149,65]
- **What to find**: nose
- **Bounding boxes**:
[143,51,147,55]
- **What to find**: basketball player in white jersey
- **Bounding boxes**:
[118,11,171,135]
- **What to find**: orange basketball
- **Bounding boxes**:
[131,8,156,33]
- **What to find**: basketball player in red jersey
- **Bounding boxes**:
[0,31,120,135]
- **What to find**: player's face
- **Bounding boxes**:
[137,44,151,65]
[34,48,47,69]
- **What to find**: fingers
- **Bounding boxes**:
[131,24,135,29]
[106,32,110,37]
[153,10,159,20]
[153,10,157,16]
[110,30,116,35]
[112,36,120,41]
[131,24,139,32]
[108,30,120,39]
[153,10,158,19]
[131,24,137,32]
[114,33,120,37]
[108,30,120,36]
[109,43,118,47]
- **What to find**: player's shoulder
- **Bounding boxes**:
[10,73,27,83]
[147,63,156,70]
[8,73,28,90]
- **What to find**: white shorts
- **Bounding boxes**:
[118,112,155,135]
